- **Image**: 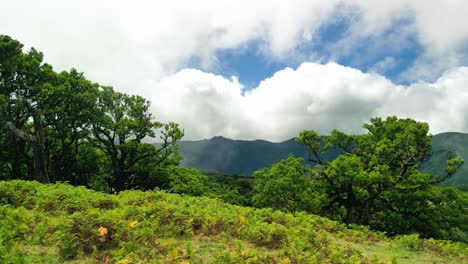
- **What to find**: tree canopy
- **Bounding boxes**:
[0,35,183,192]
[252,155,325,213]
[254,116,466,241]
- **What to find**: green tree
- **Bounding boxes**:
[0,35,56,183]
[43,69,99,185]
[0,35,103,185]
[92,87,183,192]
[252,155,325,213]
[372,185,468,241]
[75,142,108,191]
[1,35,186,193]
[322,154,370,224]
[295,116,465,240]
[168,167,208,196]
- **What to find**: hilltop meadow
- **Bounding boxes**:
[1,180,467,263]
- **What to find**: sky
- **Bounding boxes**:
[1,0,468,141]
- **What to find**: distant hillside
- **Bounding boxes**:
[178,136,305,175]
[178,136,340,175]
[420,132,468,186]
[172,133,468,186]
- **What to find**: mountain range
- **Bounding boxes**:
[172,132,468,186]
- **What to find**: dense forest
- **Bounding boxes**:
[1,35,467,262]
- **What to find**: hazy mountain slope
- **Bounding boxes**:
[178,136,338,175]
[174,133,468,186]
[178,136,308,175]
[420,132,468,186]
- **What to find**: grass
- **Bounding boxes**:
[0,180,467,263]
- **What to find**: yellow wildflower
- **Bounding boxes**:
[241,249,248,259]
[98,226,108,242]
[98,226,108,236]
[129,220,138,229]
[239,215,248,225]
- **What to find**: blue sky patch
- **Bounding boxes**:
[187,15,425,88]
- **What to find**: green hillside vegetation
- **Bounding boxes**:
[420,132,468,186]
[1,180,467,264]
[175,137,338,176]
[177,137,304,175]
[175,133,468,186]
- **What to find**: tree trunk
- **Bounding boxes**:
[31,110,49,184]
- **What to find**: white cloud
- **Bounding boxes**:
[1,0,468,140]
[348,0,468,79]
[347,0,468,53]
[149,69,249,139]
[377,67,468,133]
[369,56,398,74]
[0,0,341,96]
[2,1,468,90]
[150,63,468,141]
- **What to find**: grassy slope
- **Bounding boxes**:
[1,180,467,264]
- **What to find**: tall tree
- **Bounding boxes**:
[43,69,99,185]
[0,35,55,183]
[92,87,183,192]
[296,116,464,228]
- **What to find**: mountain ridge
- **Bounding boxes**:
[163,132,468,186]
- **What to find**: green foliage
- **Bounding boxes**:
[372,185,468,241]
[169,167,208,196]
[0,205,29,263]
[57,227,80,260]
[1,180,465,263]
[252,155,325,213]
[204,173,254,206]
[0,35,55,183]
[420,132,468,186]
[288,116,467,241]
[445,156,464,177]
[0,35,183,193]
[395,234,420,249]
[296,130,323,164]
[92,86,184,192]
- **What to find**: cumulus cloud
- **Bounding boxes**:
[347,0,468,80]
[2,1,468,90]
[377,67,468,133]
[149,70,249,139]
[1,0,468,140]
[150,63,468,141]
[0,0,340,95]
